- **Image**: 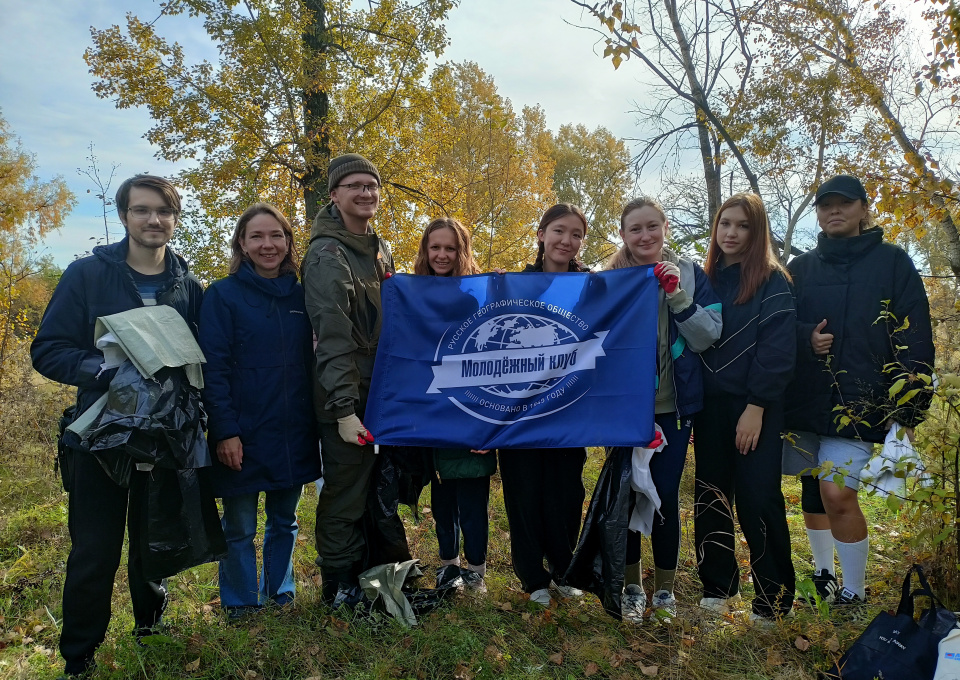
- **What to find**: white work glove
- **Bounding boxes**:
[337,413,375,446]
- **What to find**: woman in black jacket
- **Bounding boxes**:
[694,193,797,623]
[782,175,934,608]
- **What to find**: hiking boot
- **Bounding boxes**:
[530,588,552,606]
[651,589,677,623]
[620,584,647,624]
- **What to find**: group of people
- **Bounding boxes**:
[32,152,933,678]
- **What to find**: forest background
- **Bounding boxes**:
[1,0,960,678]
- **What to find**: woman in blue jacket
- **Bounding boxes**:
[413,217,496,593]
[695,193,796,624]
[602,197,722,623]
[199,203,321,620]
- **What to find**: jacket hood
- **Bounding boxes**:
[309,202,380,258]
[235,260,300,298]
[816,227,883,264]
[93,237,190,279]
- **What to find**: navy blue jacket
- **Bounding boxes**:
[199,263,321,497]
[784,229,934,442]
[700,265,796,407]
[31,238,204,420]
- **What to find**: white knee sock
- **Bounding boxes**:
[806,528,835,574]
[835,536,869,598]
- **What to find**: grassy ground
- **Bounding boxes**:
[0,446,925,680]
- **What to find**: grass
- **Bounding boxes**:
[0,447,931,680]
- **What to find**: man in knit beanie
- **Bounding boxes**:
[302,153,411,603]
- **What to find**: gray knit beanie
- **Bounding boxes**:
[328,153,381,192]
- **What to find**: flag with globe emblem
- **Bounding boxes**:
[364,267,659,450]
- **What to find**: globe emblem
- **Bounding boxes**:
[464,314,578,398]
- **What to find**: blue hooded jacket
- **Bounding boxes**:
[199,262,321,497]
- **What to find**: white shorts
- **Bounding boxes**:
[782,430,874,491]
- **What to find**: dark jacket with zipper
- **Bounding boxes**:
[31,237,204,424]
[700,264,796,407]
[198,262,321,497]
[784,228,934,442]
[302,203,395,423]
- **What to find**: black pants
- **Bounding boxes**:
[693,396,795,616]
[60,450,167,674]
[499,448,586,592]
[431,474,490,567]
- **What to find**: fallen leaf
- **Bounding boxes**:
[453,662,473,680]
[795,635,811,652]
[485,645,503,662]
[402,637,413,649]
[521,613,531,621]
[640,665,658,677]
[306,644,320,656]
[248,626,263,637]
[185,658,201,672]
[32,625,44,633]
[201,604,213,614]
[585,662,600,676]
[610,652,626,668]
[826,636,841,653]
[548,652,563,665]
[680,635,696,647]
[243,671,258,679]
[766,648,784,667]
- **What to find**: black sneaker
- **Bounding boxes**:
[833,587,866,606]
[435,564,464,590]
[811,569,839,604]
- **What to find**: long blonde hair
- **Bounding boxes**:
[413,217,480,276]
[606,197,667,270]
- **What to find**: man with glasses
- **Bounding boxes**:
[32,175,203,678]
[303,153,409,603]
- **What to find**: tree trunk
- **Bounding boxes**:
[301,0,331,223]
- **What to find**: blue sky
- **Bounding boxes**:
[0,0,641,267]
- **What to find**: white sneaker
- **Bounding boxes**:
[530,588,552,606]
[620,584,646,624]
[550,580,584,599]
[651,589,677,622]
[699,594,742,614]
[749,609,796,628]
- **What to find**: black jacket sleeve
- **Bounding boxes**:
[746,272,797,408]
[888,249,934,427]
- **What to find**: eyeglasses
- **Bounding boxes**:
[336,182,380,194]
[127,206,178,221]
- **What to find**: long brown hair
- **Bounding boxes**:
[413,217,480,276]
[606,197,667,270]
[704,193,790,304]
[534,203,589,272]
[229,202,300,278]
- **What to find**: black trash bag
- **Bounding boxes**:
[563,447,633,620]
[331,582,455,623]
[360,448,413,571]
[81,363,211,484]
[139,467,227,581]
[386,445,433,513]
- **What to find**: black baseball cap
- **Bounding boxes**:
[814,175,868,205]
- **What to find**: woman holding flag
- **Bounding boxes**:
[413,217,495,594]
[499,204,592,607]
[592,197,722,623]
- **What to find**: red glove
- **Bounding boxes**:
[645,429,664,450]
[653,262,680,294]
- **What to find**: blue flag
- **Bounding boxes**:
[364,267,659,450]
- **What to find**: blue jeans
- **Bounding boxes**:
[431,475,490,567]
[219,486,303,610]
